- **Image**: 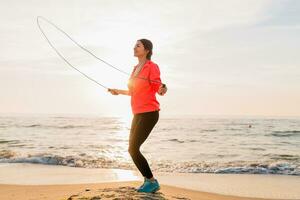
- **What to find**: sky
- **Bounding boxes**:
[0,0,299,118]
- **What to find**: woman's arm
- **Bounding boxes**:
[149,64,167,96]
[116,89,130,96]
[108,88,131,96]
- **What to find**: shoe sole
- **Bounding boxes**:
[136,186,144,191]
[136,186,160,193]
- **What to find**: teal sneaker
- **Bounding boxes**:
[136,177,146,190]
[137,178,160,193]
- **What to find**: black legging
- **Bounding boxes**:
[128,110,159,179]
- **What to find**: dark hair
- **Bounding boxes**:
[138,38,153,60]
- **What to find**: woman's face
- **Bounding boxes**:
[134,40,149,58]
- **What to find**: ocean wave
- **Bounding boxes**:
[19,124,89,129]
[167,139,185,143]
[0,152,133,169]
[0,149,17,159]
[165,139,200,143]
[270,130,300,137]
[1,124,123,130]
[150,160,300,176]
[0,140,20,144]
[264,153,300,161]
[201,129,218,132]
[24,124,41,128]
[0,150,299,176]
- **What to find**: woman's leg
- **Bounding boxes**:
[128,111,159,179]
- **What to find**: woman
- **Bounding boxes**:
[108,38,167,193]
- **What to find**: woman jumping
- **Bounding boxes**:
[108,38,167,193]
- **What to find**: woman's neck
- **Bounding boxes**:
[138,57,147,65]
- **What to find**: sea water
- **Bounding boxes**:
[0,114,299,175]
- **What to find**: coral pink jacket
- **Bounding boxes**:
[127,60,162,114]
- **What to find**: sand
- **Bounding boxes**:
[0,181,276,200]
[0,163,299,200]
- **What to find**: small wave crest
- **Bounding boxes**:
[17,124,89,129]
[270,130,300,137]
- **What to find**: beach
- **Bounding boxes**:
[0,163,299,200]
[1,115,300,199]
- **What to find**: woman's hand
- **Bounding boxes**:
[158,84,167,96]
[108,88,119,95]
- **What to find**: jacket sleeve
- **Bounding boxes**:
[149,64,162,93]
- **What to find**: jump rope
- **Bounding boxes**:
[36,16,166,93]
